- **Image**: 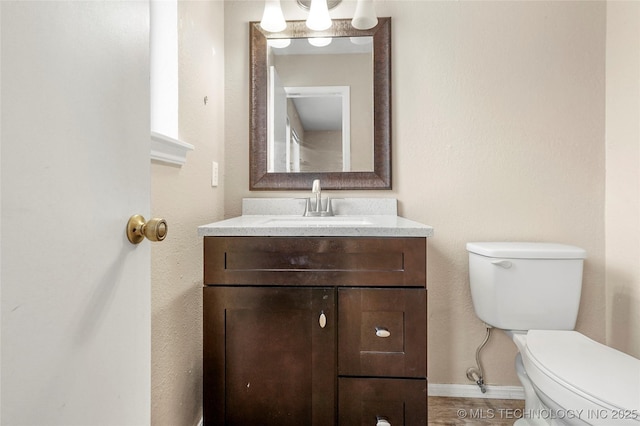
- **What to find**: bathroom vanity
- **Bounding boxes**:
[199,199,433,425]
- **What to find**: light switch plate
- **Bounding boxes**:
[212,161,219,187]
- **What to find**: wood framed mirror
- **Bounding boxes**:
[249,17,391,190]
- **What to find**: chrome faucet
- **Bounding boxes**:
[304,179,334,216]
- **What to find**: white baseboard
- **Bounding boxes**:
[429,383,524,400]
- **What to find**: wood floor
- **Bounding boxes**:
[428,396,525,425]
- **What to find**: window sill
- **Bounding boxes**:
[150,131,194,166]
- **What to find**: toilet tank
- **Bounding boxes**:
[467,242,587,331]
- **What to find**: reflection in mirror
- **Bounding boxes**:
[269,84,351,173]
[250,18,391,190]
[267,37,372,173]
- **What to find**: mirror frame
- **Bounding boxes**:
[249,17,391,190]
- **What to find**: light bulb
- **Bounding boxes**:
[306,0,331,31]
[260,0,286,33]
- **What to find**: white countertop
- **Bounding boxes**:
[198,198,433,238]
[198,214,434,238]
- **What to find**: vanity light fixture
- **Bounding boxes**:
[351,0,378,30]
[260,0,287,33]
[305,0,332,31]
[259,0,378,33]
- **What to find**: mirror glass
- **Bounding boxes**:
[267,37,373,173]
[250,18,391,190]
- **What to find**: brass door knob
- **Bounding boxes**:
[126,214,168,244]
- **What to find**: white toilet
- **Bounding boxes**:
[467,242,640,426]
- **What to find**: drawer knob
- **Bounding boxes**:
[376,416,391,426]
[375,326,390,338]
[319,311,327,328]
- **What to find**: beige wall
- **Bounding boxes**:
[151,1,225,424]
[302,130,344,172]
[605,1,640,358]
[225,0,607,388]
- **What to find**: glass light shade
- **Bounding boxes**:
[306,0,332,31]
[351,0,377,30]
[260,0,287,33]
[308,37,332,47]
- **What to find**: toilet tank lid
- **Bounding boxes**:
[466,242,587,259]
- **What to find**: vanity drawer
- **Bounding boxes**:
[338,288,426,378]
[204,236,426,287]
[338,377,427,425]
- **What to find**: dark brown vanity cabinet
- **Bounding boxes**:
[203,236,427,425]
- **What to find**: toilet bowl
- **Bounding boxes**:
[467,242,640,425]
[510,330,640,425]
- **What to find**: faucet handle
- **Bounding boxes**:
[303,198,312,215]
[312,179,321,193]
[325,197,334,216]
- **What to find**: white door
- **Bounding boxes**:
[1,2,151,425]
[268,66,288,172]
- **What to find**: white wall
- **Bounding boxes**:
[605,1,640,358]
[150,1,225,424]
[225,0,607,388]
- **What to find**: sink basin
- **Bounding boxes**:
[262,216,374,227]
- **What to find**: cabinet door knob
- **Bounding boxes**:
[375,326,391,338]
[376,416,391,426]
[319,311,327,328]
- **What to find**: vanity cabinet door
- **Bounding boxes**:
[203,286,336,426]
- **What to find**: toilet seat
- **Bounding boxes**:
[524,330,640,413]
